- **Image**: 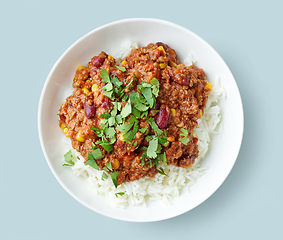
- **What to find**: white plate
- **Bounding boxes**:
[38,18,243,222]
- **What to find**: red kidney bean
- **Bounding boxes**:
[91,56,105,67]
[141,139,149,146]
[156,42,166,48]
[179,73,191,86]
[179,78,190,86]
[84,102,96,118]
[155,104,171,129]
[59,114,66,121]
[101,97,112,111]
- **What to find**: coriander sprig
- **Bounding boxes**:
[83,68,169,188]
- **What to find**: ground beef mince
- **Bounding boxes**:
[57,43,211,186]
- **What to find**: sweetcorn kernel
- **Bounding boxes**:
[199,109,203,118]
[60,123,66,130]
[121,61,127,66]
[76,131,85,142]
[63,128,69,137]
[205,82,212,91]
[82,88,89,94]
[77,66,85,71]
[112,159,120,170]
[159,63,167,69]
[171,108,176,117]
[157,46,165,53]
[169,61,177,67]
[108,55,114,61]
[91,84,99,92]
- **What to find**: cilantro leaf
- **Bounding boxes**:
[121,100,132,118]
[115,65,126,72]
[122,94,129,102]
[127,122,138,141]
[100,69,111,83]
[147,136,158,159]
[102,172,108,181]
[85,152,100,170]
[134,96,149,112]
[63,150,74,166]
[111,171,119,188]
[142,87,154,108]
[104,90,114,100]
[102,83,113,91]
[150,78,160,97]
[129,91,136,103]
[111,102,122,117]
[132,107,141,118]
[147,118,163,136]
[158,135,169,147]
[115,114,122,124]
[105,127,116,138]
[91,149,104,160]
[108,116,116,126]
[163,152,167,168]
[99,142,114,153]
[179,137,190,145]
[100,112,111,119]
[139,126,148,134]
[117,123,133,133]
[157,168,168,177]
[111,76,124,88]
[115,192,126,197]
[179,128,190,145]
[105,162,113,171]
[142,81,152,88]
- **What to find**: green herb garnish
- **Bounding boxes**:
[179,128,190,145]
[147,118,163,136]
[121,99,132,118]
[147,136,158,159]
[63,150,74,166]
[85,149,104,170]
[157,167,168,177]
[102,172,108,181]
[105,162,113,171]
[139,126,148,134]
[115,192,126,197]
[115,65,126,72]
[111,171,119,188]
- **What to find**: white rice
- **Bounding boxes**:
[62,41,225,208]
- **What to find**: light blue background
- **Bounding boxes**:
[1,0,282,239]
